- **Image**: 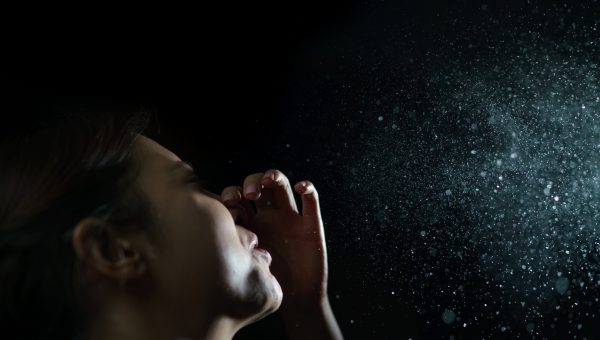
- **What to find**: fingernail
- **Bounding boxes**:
[261,174,273,184]
[244,184,257,197]
[263,171,275,181]
[296,182,307,193]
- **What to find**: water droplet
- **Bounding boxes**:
[555,277,569,295]
[442,309,456,324]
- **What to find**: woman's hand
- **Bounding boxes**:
[220,169,328,311]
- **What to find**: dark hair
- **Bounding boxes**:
[0,110,158,339]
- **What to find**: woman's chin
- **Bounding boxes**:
[261,274,284,317]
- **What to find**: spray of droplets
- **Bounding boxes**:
[430,34,600,328]
[279,3,600,337]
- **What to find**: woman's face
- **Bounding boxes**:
[131,135,282,329]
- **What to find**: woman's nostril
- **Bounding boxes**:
[229,205,247,226]
[232,211,243,225]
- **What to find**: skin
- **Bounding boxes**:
[71,135,343,340]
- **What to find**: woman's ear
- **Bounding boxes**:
[71,217,147,282]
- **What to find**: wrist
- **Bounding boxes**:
[279,295,332,328]
[280,293,329,318]
[279,296,343,340]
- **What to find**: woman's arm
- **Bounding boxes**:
[222,169,344,339]
[280,297,343,340]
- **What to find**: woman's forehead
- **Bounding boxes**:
[135,136,182,170]
[133,136,188,191]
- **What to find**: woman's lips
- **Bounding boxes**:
[252,247,272,266]
[233,220,271,265]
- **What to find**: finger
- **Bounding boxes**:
[260,169,299,213]
[239,197,257,222]
[254,189,273,212]
[221,186,243,205]
[242,172,276,212]
[293,180,321,224]
[242,173,266,200]
[221,186,258,223]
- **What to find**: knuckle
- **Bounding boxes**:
[227,187,243,198]
[271,168,284,177]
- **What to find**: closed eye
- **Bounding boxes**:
[186,174,210,190]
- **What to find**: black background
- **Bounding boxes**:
[7,1,600,338]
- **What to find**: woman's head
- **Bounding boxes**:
[0,112,282,339]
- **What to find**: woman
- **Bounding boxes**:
[0,112,343,340]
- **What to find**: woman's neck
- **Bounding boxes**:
[85,298,240,340]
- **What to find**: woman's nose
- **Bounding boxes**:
[236,226,258,250]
